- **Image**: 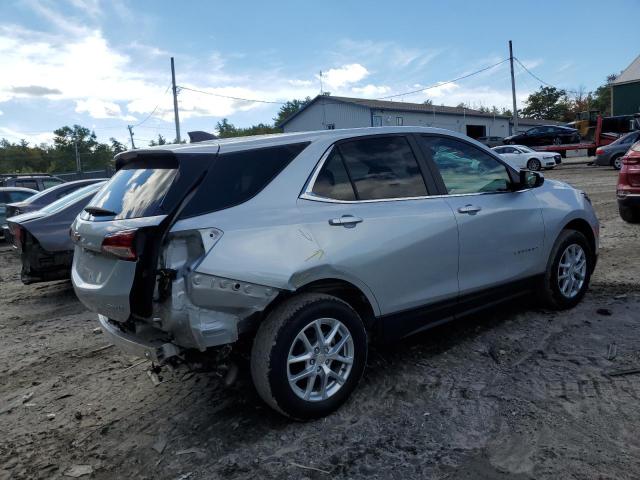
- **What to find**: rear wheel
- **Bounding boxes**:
[527,158,542,171]
[251,293,367,420]
[611,154,623,170]
[538,230,594,310]
[619,205,640,223]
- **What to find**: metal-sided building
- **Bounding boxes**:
[611,55,640,116]
[278,95,561,138]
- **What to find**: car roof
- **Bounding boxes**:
[0,186,39,193]
[115,126,485,159]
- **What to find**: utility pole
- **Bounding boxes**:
[171,57,181,143]
[127,125,136,149]
[74,138,81,172]
[509,40,518,134]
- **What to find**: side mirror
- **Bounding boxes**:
[518,169,544,189]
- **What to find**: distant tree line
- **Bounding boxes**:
[0,125,126,174]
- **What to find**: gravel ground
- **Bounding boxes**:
[1,163,639,480]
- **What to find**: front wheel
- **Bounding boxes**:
[552,137,562,145]
[538,230,594,310]
[251,293,367,420]
[527,158,542,171]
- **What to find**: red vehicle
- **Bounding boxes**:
[617,140,640,223]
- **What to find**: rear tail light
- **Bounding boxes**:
[623,156,640,166]
[595,148,604,156]
[101,229,138,261]
[11,224,24,249]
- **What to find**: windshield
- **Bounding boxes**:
[38,182,105,215]
[517,146,535,153]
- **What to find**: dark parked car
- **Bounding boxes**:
[0,174,65,191]
[503,125,580,147]
[7,182,106,284]
[595,130,640,170]
[1,187,38,239]
[4,178,106,219]
[617,140,640,223]
[477,136,504,148]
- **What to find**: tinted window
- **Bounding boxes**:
[87,157,178,220]
[311,149,356,201]
[7,191,34,202]
[421,136,511,194]
[337,136,427,200]
[180,142,309,218]
[16,180,38,190]
[43,178,63,189]
[40,183,105,215]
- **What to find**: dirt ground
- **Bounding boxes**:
[1,162,640,480]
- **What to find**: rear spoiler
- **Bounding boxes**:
[188,131,217,143]
[114,150,176,171]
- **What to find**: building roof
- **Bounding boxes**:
[278,95,511,127]
[612,54,640,85]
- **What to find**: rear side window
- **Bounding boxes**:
[179,142,309,218]
[338,136,427,200]
[16,180,38,190]
[87,156,178,220]
[7,191,34,202]
[311,149,356,201]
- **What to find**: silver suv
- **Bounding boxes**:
[71,127,599,419]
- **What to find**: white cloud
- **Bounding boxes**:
[75,98,136,120]
[351,84,390,96]
[321,64,369,89]
[335,39,441,70]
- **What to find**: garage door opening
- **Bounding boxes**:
[466,125,486,139]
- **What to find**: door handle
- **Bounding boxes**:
[329,215,363,227]
[457,204,482,215]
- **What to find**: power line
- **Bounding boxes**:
[178,85,287,105]
[131,84,172,128]
[514,57,579,95]
[377,58,510,100]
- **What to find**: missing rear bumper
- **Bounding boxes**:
[98,314,182,364]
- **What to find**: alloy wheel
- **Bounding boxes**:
[613,156,623,170]
[287,318,354,402]
[557,244,587,298]
[553,137,561,145]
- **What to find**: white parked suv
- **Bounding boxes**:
[71,127,599,419]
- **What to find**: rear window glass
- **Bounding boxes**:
[40,183,105,215]
[87,157,178,220]
[179,142,309,218]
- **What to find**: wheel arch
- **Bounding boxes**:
[267,277,379,331]
[562,218,596,260]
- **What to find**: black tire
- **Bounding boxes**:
[251,293,367,420]
[619,205,640,223]
[611,154,623,171]
[527,158,542,171]
[538,229,595,310]
[552,137,562,145]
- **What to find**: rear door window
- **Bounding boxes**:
[16,180,38,190]
[337,136,427,200]
[179,142,309,218]
[311,149,356,201]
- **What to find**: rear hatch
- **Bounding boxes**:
[71,150,216,322]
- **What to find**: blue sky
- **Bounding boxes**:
[0,0,638,147]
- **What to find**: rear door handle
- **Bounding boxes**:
[329,215,363,227]
[457,204,482,215]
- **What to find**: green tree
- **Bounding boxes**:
[110,138,126,154]
[591,74,617,116]
[521,86,570,120]
[149,134,167,146]
[273,97,311,126]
